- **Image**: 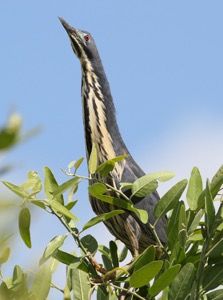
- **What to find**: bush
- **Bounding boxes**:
[1,141,223,299]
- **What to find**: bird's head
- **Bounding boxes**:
[59,17,99,63]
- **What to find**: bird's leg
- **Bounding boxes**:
[87,252,107,275]
[87,252,117,283]
[88,252,133,284]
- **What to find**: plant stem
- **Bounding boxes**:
[92,281,146,300]
[104,182,131,202]
[148,223,168,258]
[191,202,223,300]
[51,282,64,293]
[48,206,101,280]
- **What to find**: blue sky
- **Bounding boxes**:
[1,1,223,298]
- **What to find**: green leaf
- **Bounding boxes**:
[23,171,42,193]
[89,182,107,195]
[205,180,215,234]
[69,258,88,272]
[71,268,90,300]
[45,199,79,222]
[131,176,158,198]
[50,258,60,274]
[19,207,31,248]
[12,265,29,297]
[81,235,98,255]
[0,128,17,150]
[13,265,24,283]
[186,241,199,257]
[64,284,71,300]
[31,262,52,300]
[167,201,182,250]
[88,143,98,174]
[149,264,181,296]
[74,157,84,171]
[132,171,175,197]
[110,241,119,268]
[187,209,204,235]
[108,155,129,163]
[198,165,223,208]
[120,182,133,190]
[0,234,13,248]
[68,185,78,203]
[211,164,223,198]
[130,246,156,272]
[21,179,37,194]
[129,261,163,288]
[208,237,223,258]
[168,263,195,300]
[169,241,186,264]
[135,209,148,224]
[207,289,223,300]
[118,245,128,263]
[96,160,115,177]
[2,181,28,199]
[202,263,223,291]
[52,177,81,197]
[98,245,111,259]
[154,179,188,220]
[31,200,46,210]
[96,155,128,177]
[43,235,67,259]
[44,167,64,204]
[96,286,109,299]
[186,166,203,210]
[101,255,113,272]
[66,201,78,211]
[188,229,203,241]
[0,113,21,150]
[0,248,10,264]
[82,210,124,231]
[53,249,77,265]
[88,183,148,224]
[131,170,175,198]
[3,171,42,201]
[0,282,10,299]
[149,171,175,182]
[178,202,187,249]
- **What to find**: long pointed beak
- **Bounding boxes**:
[59,17,83,59]
[58,17,74,35]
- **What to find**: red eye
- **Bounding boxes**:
[84,35,90,42]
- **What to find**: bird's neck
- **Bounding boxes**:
[81,60,127,165]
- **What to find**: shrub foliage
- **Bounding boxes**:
[1,117,223,299]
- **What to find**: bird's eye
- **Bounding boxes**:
[84,35,90,42]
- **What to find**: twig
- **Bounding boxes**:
[51,282,64,293]
[108,282,145,300]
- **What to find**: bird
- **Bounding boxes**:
[59,17,167,258]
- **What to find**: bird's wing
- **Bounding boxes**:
[118,156,168,245]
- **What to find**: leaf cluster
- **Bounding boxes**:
[0,112,41,176]
[0,149,223,299]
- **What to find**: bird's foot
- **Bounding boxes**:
[87,252,130,283]
[87,252,107,275]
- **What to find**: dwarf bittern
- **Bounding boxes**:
[59,18,167,257]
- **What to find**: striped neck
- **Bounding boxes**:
[81,59,127,166]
